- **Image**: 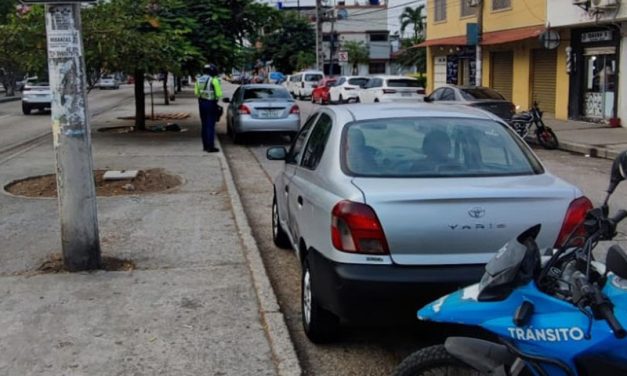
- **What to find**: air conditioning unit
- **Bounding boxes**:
[590,0,619,11]
[572,0,589,5]
[467,0,479,7]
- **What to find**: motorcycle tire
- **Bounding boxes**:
[536,127,559,150]
[392,345,482,376]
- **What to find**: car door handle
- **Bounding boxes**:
[297,196,303,205]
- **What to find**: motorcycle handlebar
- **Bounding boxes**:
[574,272,626,339]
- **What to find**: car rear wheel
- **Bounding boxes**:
[22,103,31,115]
[339,94,344,104]
[302,256,339,343]
[272,195,291,249]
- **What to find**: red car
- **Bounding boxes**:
[311,77,337,105]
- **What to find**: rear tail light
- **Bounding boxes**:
[417,89,425,95]
[289,104,300,114]
[382,89,396,94]
[238,104,251,115]
[554,196,593,248]
[331,200,389,254]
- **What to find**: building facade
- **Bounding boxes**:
[548,0,626,124]
[422,0,564,118]
[321,3,393,75]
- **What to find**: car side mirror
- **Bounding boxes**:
[267,147,287,161]
[222,98,230,103]
[607,245,627,279]
[608,151,627,194]
[423,96,433,103]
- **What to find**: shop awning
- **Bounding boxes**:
[416,25,545,48]
[416,35,467,47]
[481,25,545,45]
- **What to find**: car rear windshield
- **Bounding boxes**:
[348,78,368,87]
[342,117,543,177]
[305,74,323,82]
[387,79,421,88]
[243,87,291,100]
[460,88,505,100]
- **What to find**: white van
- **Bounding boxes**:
[289,70,324,100]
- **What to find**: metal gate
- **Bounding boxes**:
[491,51,513,101]
[532,49,557,114]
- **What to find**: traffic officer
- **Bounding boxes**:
[194,64,222,153]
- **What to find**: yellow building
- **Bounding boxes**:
[421,0,568,119]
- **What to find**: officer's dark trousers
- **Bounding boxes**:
[198,98,217,150]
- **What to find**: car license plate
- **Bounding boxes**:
[401,92,412,97]
[259,110,281,118]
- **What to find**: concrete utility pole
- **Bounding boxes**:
[316,0,323,70]
[475,0,484,86]
[44,3,101,271]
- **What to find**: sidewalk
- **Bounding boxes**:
[542,118,627,159]
[0,90,299,375]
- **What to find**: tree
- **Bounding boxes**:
[399,5,426,40]
[394,37,426,73]
[295,51,315,71]
[258,12,315,74]
[0,6,46,97]
[342,40,369,75]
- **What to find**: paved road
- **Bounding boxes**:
[220,83,627,375]
[0,85,136,157]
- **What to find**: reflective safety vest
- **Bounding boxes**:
[194,75,223,100]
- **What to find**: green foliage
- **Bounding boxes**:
[258,11,315,74]
[394,37,426,73]
[399,5,426,40]
[0,0,17,25]
[341,40,368,75]
[0,6,46,95]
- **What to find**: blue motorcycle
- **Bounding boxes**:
[393,152,627,376]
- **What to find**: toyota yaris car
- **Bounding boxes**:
[266,103,589,343]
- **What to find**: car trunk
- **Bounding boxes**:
[352,175,576,266]
[245,100,294,119]
[470,101,515,122]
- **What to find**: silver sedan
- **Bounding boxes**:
[224,84,300,143]
[266,103,588,343]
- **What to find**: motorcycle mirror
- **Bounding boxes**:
[607,151,627,195]
[606,244,627,279]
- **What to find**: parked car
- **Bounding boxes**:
[287,70,324,100]
[223,84,300,143]
[311,77,337,105]
[358,75,425,103]
[424,85,516,123]
[22,81,51,115]
[266,103,588,343]
[328,75,368,104]
[96,75,120,89]
[269,72,286,84]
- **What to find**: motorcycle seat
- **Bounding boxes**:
[512,113,532,122]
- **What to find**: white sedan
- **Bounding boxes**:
[358,75,425,103]
[266,103,588,343]
[328,76,368,104]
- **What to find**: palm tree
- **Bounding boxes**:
[399,5,426,40]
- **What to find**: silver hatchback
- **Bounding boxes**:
[266,103,589,343]
[224,84,300,143]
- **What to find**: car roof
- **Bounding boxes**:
[327,103,503,123]
[370,75,417,80]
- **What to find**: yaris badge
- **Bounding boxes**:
[468,207,485,219]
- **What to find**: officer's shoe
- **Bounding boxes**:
[205,147,220,153]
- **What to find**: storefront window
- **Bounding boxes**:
[583,49,616,119]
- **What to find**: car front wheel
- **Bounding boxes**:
[22,103,31,115]
[272,195,291,249]
[302,256,339,343]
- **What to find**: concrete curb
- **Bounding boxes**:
[0,96,20,104]
[216,137,302,376]
[526,135,619,161]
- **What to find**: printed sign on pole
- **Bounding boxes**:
[338,51,349,62]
